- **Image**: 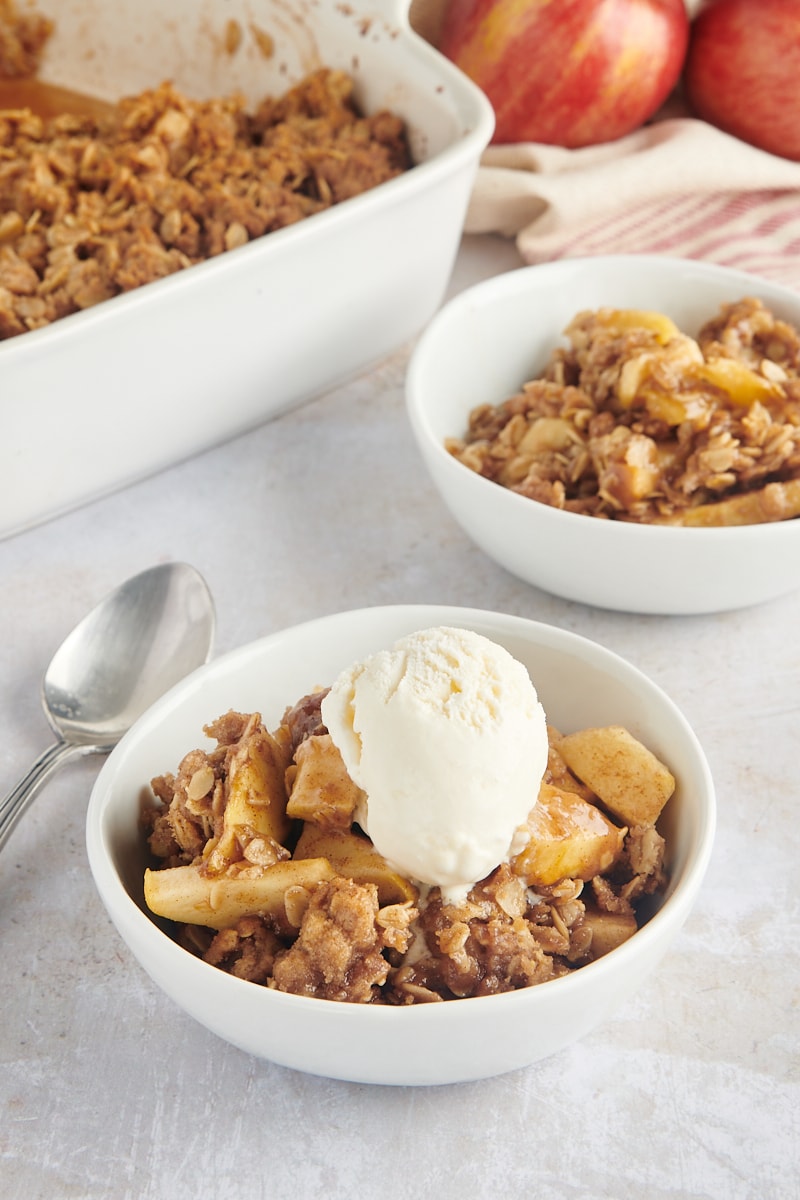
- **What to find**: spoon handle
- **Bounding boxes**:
[0,740,98,855]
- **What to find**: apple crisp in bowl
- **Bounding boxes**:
[406,255,800,613]
[446,298,800,527]
[86,605,715,1085]
[140,695,673,1005]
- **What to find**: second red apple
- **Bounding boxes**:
[438,0,689,148]
[684,0,800,162]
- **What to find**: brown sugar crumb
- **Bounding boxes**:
[204,916,283,984]
[388,862,632,1005]
[392,867,564,1002]
[0,67,411,341]
[271,877,404,1003]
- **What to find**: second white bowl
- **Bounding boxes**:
[406,255,800,614]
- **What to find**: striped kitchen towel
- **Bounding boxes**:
[464,120,800,289]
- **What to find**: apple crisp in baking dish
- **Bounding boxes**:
[0,1,411,341]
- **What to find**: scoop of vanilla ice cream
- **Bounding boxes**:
[320,626,548,903]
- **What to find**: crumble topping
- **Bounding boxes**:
[0,57,411,340]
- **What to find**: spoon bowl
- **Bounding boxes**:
[0,562,215,853]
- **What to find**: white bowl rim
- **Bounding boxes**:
[406,254,800,544]
[86,602,717,1022]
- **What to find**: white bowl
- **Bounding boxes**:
[86,604,715,1086]
[406,255,800,614]
[1,0,493,540]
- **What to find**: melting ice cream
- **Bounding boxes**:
[321,626,548,903]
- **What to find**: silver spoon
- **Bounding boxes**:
[0,562,215,854]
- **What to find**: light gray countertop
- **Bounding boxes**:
[1,235,797,1200]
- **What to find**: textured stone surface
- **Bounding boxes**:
[1,235,797,1200]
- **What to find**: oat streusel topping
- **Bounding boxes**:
[446,299,800,526]
[0,62,411,340]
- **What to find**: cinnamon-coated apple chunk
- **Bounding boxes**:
[286,733,364,830]
[143,858,335,930]
[293,824,418,905]
[222,722,292,845]
[558,725,675,827]
[581,907,639,959]
[511,782,626,888]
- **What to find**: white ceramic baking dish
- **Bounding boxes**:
[1,0,493,539]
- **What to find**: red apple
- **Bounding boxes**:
[684,0,800,161]
[437,0,689,148]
